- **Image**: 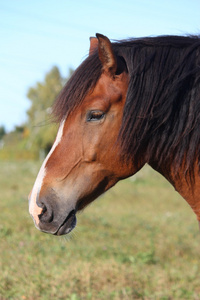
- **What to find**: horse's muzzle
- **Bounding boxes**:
[53,210,77,236]
[30,189,77,235]
[37,204,77,235]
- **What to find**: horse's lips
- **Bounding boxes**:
[54,211,77,236]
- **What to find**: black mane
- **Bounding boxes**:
[53,35,200,175]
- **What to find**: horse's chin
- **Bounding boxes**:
[54,210,77,236]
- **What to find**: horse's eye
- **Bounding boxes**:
[86,110,105,122]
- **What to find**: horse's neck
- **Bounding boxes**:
[149,161,200,224]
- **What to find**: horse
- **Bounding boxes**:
[29,33,200,236]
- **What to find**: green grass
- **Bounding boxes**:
[0,160,200,299]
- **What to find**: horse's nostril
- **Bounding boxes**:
[40,204,47,216]
[38,202,53,223]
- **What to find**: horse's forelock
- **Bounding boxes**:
[52,52,102,123]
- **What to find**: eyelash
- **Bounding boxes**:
[86,110,105,122]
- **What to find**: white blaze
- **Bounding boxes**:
[29,119,65,225]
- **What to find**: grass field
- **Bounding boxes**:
[0,160,200,300]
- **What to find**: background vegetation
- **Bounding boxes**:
[0,67,200,299]
[0,66,73,160]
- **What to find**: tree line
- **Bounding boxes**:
[0,66,73,160]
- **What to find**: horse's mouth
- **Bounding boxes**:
[54,209,77,236]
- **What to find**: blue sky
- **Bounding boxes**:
[0,0,199,131]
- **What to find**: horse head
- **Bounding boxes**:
[29,34,144,235]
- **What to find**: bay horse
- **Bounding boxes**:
[29,33,200,235]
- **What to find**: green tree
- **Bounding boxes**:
[0,126,6,140]
[27,66,73,156]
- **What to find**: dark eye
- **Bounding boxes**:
[86,110,105,122]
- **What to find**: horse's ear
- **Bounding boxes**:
[89,37,98,55]
[96,33,117,77]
